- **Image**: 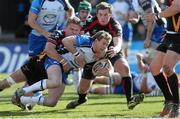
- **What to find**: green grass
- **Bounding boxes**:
[0,73,169,118]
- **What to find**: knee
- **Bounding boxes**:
[45,99,58,107]
[163,65,173,76]
[49,78,62,88]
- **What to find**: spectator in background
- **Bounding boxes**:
[27,0,74,58]
[133,22,146,40]
[15,0,32,38]
[112,0,133,59]
[89,0,100,16]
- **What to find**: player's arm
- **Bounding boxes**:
[158,0,180,18]
[64,0,75,18]
[136,53,149,73]
[141,0,155,49]
[28,0,51,39]
[107,21,123,58]
[44,31,68,67]
[145,0,180,21]
[62,35,86,68]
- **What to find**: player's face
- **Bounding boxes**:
[97,9,111,25]
[65,23,81,36]
[79,10,90,22]
[94,38,110,54]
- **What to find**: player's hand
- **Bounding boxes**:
[95,67,110,77]
[144,39,151,49]
[107,46,116,58]
[74,53,86,68]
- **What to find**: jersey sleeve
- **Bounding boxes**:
[29,0,42,14]
[75,35,93,47]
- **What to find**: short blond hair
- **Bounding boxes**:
[92,30,112,43]
[66,16,81,27]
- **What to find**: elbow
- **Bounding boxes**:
[176,3,180,12]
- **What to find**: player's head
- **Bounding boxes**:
[78,1,92,21]
[96,2,112,25]
[92,30,112,55]
[65,17,81,36]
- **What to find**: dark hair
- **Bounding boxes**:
[92,30,112,42]
[66,16,81,26]
[96,2,112,14]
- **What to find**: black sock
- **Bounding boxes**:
[153,73,173,101]
[122,76,133,102]
[167,73,179,104]
[78,93,87,103]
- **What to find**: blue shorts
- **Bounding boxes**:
[151,24,166,43]
[44,57,68,84]
[28,33,47,57]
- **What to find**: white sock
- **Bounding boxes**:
[6,77,16,86]
[20,95,44,106]
[72,69,82,91]
[23,79,47,94]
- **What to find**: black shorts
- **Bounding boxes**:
[82,62,96,80]
[108,51,123,65]
[157,33,180,54]
[21,56,47,86]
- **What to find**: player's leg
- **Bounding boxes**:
[66,78,93,109]
[113,57,144,109]
[0,69,27,91]
[150,44,174,117]
[16,58,63,95]
[163,50,180,118]
[20,84,65,107]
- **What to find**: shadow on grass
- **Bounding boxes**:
[0,109,86,117]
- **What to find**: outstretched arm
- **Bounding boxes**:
[136,53,149,73]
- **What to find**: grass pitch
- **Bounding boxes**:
[0,73,167,118]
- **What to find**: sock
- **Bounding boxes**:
[20,95,44,105]
[121,76,133,102]
[153,72,173,101]
[23,79,47,94]
[78,93,87,103]
[167,73,179,104]
[72,69,82,91]
[6,77,16,86]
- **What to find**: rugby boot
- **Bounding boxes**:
[66,97,88,109]
[11,89,26,110]
[128,93,144,110]
[168,103,179,118]
[159,101,173,117]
